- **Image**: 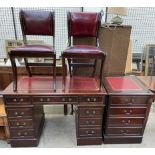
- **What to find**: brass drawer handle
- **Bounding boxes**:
[91,120,95,124]
[62,98,66,102]
[93,98,97,102]
[86,120,89,124]
[17,132,21,136]
[131,99,135,102]
[87,98,90,102]
[122,119,131,124]
[124,109,133,115]
[69,98,72,102]
[40,98,43,102]
[20,98,24,102]
[13,99,17,102]
[86,110,90,114]
[24,132,28,136]
[47,98,50,102]
[85,130,95,135]
[92,110,96,114]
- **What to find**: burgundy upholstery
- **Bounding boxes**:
[20,10,54,35]
[10,45,55,56]
[63,45,104,57]
[68,12,101,37]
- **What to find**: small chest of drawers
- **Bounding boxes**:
[103,76,153,144]
[76,95,105,145]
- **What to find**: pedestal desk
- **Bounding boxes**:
[103,76,153,144]
[2,76,106,147]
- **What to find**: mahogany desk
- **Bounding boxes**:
[2,76,106,147]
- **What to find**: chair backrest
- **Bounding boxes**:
[20,9,55,44]
[67,12,101,45]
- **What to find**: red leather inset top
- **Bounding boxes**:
[106,77,143,91]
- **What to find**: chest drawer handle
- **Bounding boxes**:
[131,99,135,102]
[24,132,28,136]
[13,99,17,102]
[86,120,89,124]
[69,98,72,102]
[91,120,95,124]
[86,110,90,114]
[17,132,21,136]
[20,98,24,102]
[92,110,96,114]
[87,98,90,102]
[47,98,50,102]
[14,112,18,115]
[62,98,65,102]
[124,109,133,115]
[40,98,43,102]
[93,98,97,102]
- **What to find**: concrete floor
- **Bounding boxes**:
[0,105,155,148]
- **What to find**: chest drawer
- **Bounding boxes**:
[79,96,104,103]
[78,128,101,137]
[5,96,31,105]
[109,107,147,116]
[78,107,103,118]
[79,118,102,127]
[10,129,34,139]
[108,117,144,126]
[106,127,143,136]
[6,108,33,119]
[32,96,77,103]
[110,96,149,105]
[9,119,33,128]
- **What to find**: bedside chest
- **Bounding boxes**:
[103,76,153,144]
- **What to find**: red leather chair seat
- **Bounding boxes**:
[63,45,104,57]
[11,44,55,56]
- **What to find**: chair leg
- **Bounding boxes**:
[92,59,97,77]
[53,55,56,91]
[24,58,32,77]
[9,55,17,91]
[64,105,68,115]
[62,56,66,90]
[99,58,104,90]
[70,104,74,115]
[67,58,72,77]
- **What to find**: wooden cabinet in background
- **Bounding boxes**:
[99,25,132,76]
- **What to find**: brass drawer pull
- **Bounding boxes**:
[62,98,66,102]
[40,98,43,102]
[122,119,131,124]
[13,99,17,102]
[17,132,21,136]
[24,132,28,136]
[93,98,96,102]
[87,98,90,102]
[92,110,96,114]
[20,98,24,102]
[86,110,90,114]
[47,98,50,102]
[86,120,89,124]
[91,120,95,124]
[124,109,133,115]
[85,130,95,135]
[69,98,72,102]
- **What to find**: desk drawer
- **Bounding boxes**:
[5,96,31,105]
[32,96,77,103]
[109,107,147,116]
[79,118,102,127]
[9,119,33,128]
[110,96,149,105]
[108,117,144,126]
[10,129,34,139]
[6,108,33,119]
[78,128,101,137]
[78,107,103,118]
[79,96,104,103]
[106,127,143,136]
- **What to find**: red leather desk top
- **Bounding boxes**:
[3,76,106,95]
[106,76,143,91]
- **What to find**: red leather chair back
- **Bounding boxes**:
[20,10,54,36]
[68,12,101,37]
